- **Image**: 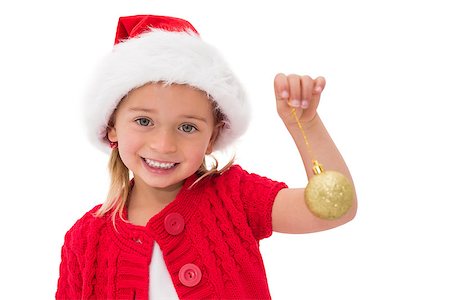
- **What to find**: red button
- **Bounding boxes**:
[164,213,185,235]
[179,263,202,287]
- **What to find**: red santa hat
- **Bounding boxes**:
[84,15,249,153]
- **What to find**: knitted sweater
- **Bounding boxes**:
[56,165,287,299]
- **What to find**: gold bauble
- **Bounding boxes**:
[305,167,354,220]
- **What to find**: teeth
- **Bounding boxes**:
[144,158,176,169]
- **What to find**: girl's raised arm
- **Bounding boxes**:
[271,74,357,234]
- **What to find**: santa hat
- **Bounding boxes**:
[84,15,249,153]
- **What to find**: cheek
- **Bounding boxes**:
[180,139,210,161]
[116,131,143,157]
[191,148,208,161]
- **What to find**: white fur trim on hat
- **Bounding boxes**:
[84,29,249,153]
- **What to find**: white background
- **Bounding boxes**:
[1,0,449,299]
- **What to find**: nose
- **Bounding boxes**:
[149,129,177,154]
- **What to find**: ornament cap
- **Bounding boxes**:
[312,160,324,175]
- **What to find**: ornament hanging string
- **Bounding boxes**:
[291,108,313,158]
[290,108,323,174]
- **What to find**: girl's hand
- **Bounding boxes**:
[274,73,326,126]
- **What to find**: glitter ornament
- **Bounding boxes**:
[305,161,353,219]
[291,109,354,220]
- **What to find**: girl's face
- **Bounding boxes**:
[108,83,220,192]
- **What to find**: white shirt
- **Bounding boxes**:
[149,242,179,299]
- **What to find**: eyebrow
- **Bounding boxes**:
[128,107,155,113]
[128,107,208,123]
[180,115,208,123]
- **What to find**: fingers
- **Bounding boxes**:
[312,76,326,103]
[308,76,326,114]
[274,73,292,117]
[274,74,325,105]
[274,73,326,123]
[275,74,325,106]
[274,73,289,102]
[288,75,303,108]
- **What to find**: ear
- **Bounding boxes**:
[206,122,223,154]
[107,126,118,143]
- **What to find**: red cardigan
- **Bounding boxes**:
[56,165,287,299]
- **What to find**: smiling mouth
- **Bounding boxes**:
[143,158,178,169]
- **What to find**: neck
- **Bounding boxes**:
[127,177,185,226]
[133,176,185,205]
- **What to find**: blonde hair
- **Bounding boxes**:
[94,103,233,226]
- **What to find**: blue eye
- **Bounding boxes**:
[179,124,197,133]
[135,118,153,126]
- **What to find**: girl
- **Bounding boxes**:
[56,15,357,299]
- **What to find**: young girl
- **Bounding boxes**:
[56,15,357,299]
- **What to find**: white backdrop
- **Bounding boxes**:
[1,0,449,299]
